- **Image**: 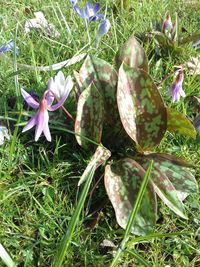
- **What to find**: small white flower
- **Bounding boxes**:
[0,126,10,145]
[52,71,74,100]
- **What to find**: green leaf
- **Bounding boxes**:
[167,108,196,139]
[0,243,16,267]
[116,34,149,72]
[104,158,157,236]
[75,83,104,149]
[53,165,96,267]
[117,63,167,150]
[109,160,154,267]
[146,153,198,201]
[78,55,119,125]
[138,153,198,219]
[78,145,111,186]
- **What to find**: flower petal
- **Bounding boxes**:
[73,6,86,18]
[0,126,10,145]
[47,78,55,105]
[35,111,46,141]
[21,88,39,109]
[90,13,104,21]
[96,19,111,39]
[64,75,74,98]
[69,0,77,6]
[85,2,95,18]
[48,92,69,111]
[192,40,200,47]
[92,3,101,13]
[0,40,14,54]
[43,113,51,142]
[22,115,37,133]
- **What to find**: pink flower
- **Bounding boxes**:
[169,70,186,103]
[21,78,70,142]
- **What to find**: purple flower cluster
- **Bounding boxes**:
[69,1,110,39]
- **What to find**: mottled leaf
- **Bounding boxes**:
[78,145,111,186]
[117,63,167,150]
[104,158,157,235]
[116,35,149,72]
[146,153,198,201]
[75,83,104,149]
[78,55,119,125]
[138,153,198,218]
[167,108,196,139]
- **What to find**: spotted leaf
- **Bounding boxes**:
[138,153,198,218]
[104,158,157,235]
[75,83,104,149]
[117,63,167,150]
[167,108,196,139]
[116,35,149,72]
[146,153,198,201]
[78,145,111,186]
[78,55,119,125]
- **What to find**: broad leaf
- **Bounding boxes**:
[78,145,111,186]
[117,63,167,150]
[78,55,119,125]
[138,153,198,218]
[167,108,196,139]
[75,83,104,149]
[104,158,157,235]
[116,35,149,72]
[146,153,198,201]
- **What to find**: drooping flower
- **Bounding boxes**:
[169,70,186,103]
[0,126,10,145]
[21,78,70,142]
[0,40,15,55]
[73,2,103,21]
[96,19,111,40]
[192,40,200,47]
[194,113,200,131]
[51,71,74,101]
[162,12,173,33]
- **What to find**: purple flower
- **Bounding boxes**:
[169,70,186,103]
[69,0,77,6]
[21,78,70,142]
[0,40,15,54]
[73,2,103,21]
[162,13,173,33]
[192,40,200,47]
[194,114,200,131]
[96,19,111,40]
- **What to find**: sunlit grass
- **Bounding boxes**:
[0,0,200,266]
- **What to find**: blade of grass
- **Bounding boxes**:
[9,23,22,170]
[126,249,151,267]
[110,160,153,267]
[127,231,189,246]
[0,243,16,267]
[52,165,96,267]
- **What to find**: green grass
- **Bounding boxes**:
[0,0,200,266]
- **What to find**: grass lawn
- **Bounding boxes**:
[0,0,200,266]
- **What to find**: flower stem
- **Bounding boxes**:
[61,106,75,121]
